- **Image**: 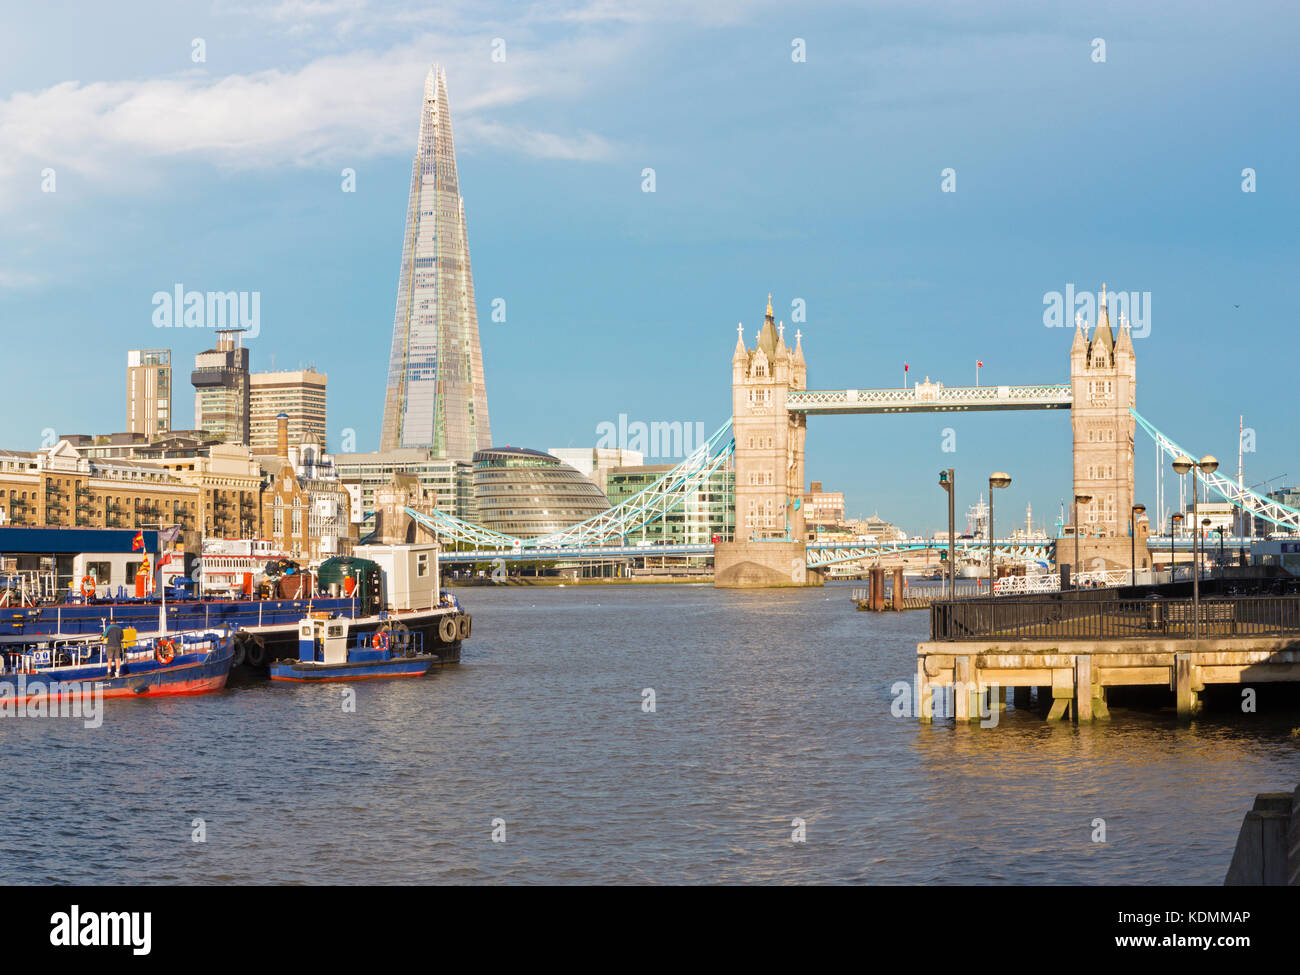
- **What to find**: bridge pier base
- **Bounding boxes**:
[714,540,822,588]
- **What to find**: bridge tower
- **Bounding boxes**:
[1068,286,1148,573]
[714,295,820,587]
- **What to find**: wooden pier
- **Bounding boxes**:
[852,568,981,611]
[917,592,1300,723]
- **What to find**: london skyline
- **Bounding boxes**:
[1,1,1296,533]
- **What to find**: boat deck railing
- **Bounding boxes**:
[352,629,425,656]
[1,631,223,674]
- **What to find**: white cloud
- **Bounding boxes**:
[0,32,623,211]
[0,268,45,289]
[462,119,614,160]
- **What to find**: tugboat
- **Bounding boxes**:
[268,615,436,682]
[0,628,236,705]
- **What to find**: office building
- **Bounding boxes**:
[250,368,328,453]
[605,464,734,546]
[336,448,475,527]
[126,349,172,437]
[473,447,609,539]
[192,329,251,445]
[380,66,491,460]
[547,447,643,497]
[803,481,845,533]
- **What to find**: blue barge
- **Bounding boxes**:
[1,629,236,704]
[0,540,471,673]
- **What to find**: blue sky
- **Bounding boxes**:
[0,0,1296,535]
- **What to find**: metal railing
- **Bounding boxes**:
[930,594,1300,642]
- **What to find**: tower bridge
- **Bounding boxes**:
[390,291,1300,586]
[714,291,1136,587]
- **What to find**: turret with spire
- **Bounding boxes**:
[723,293,810,574]
[1068,282,1140,569]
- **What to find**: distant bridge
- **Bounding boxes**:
[394,396,1299,568]
[786,383,1073,415]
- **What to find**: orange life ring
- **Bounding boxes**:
[154,638,176,664]
[80,576,96,599]
[372,630,390,652]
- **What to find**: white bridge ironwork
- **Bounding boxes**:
[787,383,1073,415]
[405,421,736,550]
[1132,409,1300,533]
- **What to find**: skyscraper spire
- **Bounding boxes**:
[380,65,491,459]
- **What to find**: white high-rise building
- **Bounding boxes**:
[380,65,491,461]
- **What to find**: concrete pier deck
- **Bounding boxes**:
[917,590,1300,722]
[916,635,1300,721]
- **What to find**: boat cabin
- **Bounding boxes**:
[298,616,350,664]
[295,614,423,665]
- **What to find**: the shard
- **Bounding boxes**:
[380,65,491,458]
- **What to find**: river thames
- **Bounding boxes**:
[4,582,1300,884]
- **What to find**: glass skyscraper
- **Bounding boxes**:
[380,65,491,460]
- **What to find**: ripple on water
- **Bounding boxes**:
[2,581,1299,884]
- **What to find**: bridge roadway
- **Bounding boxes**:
[438,536,1257,566]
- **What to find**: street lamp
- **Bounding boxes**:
[1131,503,1146,587]
[938,468,955,601]
[1073,493,1093,588]
[1173,454,1218,639]
[1200,517,1211,580]
[1170,512,1183,582]
[989,472,1011,597]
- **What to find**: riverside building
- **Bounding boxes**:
[472,447,610,539]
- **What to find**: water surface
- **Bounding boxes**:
[3,582,1297,884]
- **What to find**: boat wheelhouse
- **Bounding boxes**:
[268,615,435,682]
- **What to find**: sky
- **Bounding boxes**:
[0,0,1296,536]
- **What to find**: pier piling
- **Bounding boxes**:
[1074,654,1093,722]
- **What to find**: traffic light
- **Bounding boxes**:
[939,550,948,561]
[938,468,953,492]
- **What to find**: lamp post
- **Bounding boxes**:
[989,473,1012,597]
[1131,503,1146,587]
[1073,493,1093,589]
[938,468,955,601]
[1170,512,1183,582]
[1212,526,1225,579]
[1173,454,1219,639]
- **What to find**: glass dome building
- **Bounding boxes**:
[472,447,611,538]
